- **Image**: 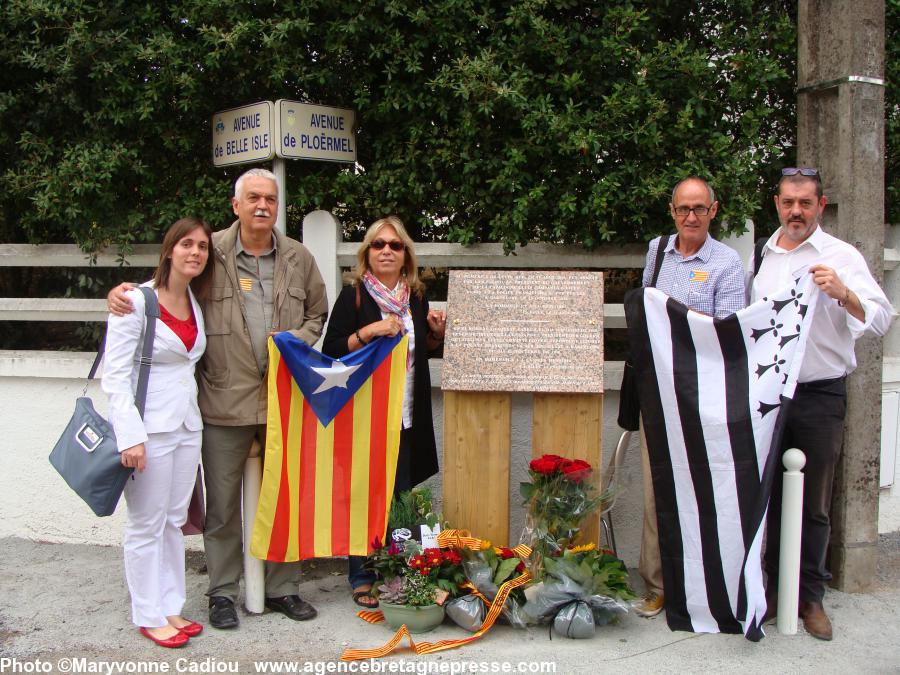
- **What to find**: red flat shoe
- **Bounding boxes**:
[139,627,189,648]
[176,621,203,637]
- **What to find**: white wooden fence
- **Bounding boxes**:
[1,214,897,557]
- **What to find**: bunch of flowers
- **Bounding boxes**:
[519,454,603,577]
[543,544,634,602]
[369,537,466,606]
[368,536,411,582]
[408,547,466,598]
[450,540,530,628]
[522,543,634,638]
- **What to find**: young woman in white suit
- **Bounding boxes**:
[102,217,213,648]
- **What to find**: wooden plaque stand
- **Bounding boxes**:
[441,271,604,546]
[443,392,603,546]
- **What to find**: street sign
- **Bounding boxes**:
[276,100,356,164]
[211,101,275,167]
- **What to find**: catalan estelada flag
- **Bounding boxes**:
[250,332,408,561]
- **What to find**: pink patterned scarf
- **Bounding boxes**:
[361,270,413,368]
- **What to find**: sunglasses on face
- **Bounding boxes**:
[782,167,819,177]
[370,239,405,252]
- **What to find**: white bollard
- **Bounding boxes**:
[242,449,265,614]
[777,447,806,635]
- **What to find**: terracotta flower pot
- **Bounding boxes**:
[380,602,445,633]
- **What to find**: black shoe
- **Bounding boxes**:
[208,596,239,629]
[265,594,317,621]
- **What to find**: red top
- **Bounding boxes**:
[159,303,198,352]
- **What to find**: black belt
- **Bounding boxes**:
[796,375,846,391]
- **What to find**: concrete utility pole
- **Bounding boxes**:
[797,0,887,591]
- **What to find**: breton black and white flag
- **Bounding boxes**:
[625,273,818,641]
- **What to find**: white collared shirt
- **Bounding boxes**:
[750,225,895,382]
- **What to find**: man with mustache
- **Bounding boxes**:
[633,176,747,618]
[751,168,894,640]
[109,168,328,629]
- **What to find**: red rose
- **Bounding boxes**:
[498,547,515,559]
[561,459,592,483]
[530,454,566,475]
[443,550,462,565]
[515,561,526,573]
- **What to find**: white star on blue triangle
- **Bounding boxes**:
[272,332,405,427]
[311,361,361,394]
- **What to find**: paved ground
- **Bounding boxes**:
[1,534,898,674]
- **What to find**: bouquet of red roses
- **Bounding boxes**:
[519,454,603,577]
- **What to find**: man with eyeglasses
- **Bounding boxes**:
[107,168,329,629]
[750,168,894,640]
[634,176,746,618]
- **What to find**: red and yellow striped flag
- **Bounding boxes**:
[251,332,408,561]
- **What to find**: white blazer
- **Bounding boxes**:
[101,282,207,452]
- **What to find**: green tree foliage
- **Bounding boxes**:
[0,1,796,251]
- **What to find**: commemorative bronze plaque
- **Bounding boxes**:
[441,270,604,393]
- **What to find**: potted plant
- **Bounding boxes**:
[377,573,445,633]
[368,539,466,633]
[386,487,441,545]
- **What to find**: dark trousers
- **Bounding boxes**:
[764,377,846,603]
[348,427,413,589]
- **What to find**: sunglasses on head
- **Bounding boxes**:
[782,167,819,177]
[370,238,405,252]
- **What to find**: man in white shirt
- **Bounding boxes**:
[751,168,894,640]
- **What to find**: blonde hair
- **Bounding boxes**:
[353,215,424,297]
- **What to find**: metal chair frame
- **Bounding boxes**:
[599,429,632,555]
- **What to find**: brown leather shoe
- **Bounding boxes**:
[633,591,664,618]
[799,601,833,641]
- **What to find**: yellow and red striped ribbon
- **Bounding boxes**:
[435,529,484,550]
[458,582,491,605]
[510,544,531,558]
[356,610,385,624]
[340,570,531,661]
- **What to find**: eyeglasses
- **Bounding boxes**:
[673,206,712,217]
[782,167,819,177]
[370,239,405,252]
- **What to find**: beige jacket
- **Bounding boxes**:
[197,221,328,426]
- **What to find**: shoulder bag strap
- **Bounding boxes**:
[134,287,159,418]
[86,286,158,418]
[753,237,767,278]
[87,334,106,381]
[649,234,670,288]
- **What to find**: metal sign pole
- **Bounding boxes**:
[273,157,287,235]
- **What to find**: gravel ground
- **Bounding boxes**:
[1,534,898,674]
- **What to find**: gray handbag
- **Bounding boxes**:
[49,287,159,516]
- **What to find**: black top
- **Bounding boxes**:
[322,283,440,487]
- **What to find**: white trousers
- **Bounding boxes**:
[123,424,201,628]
